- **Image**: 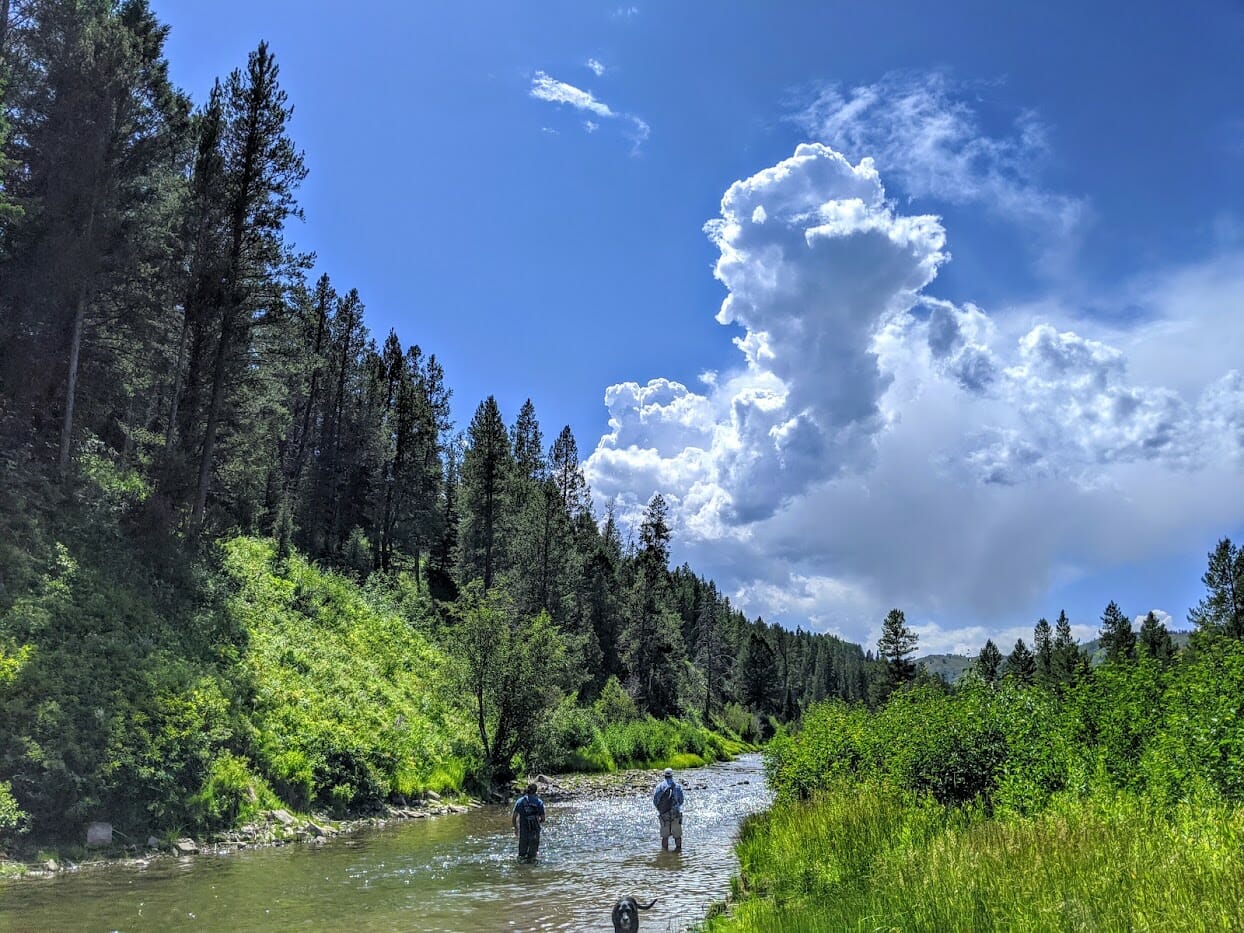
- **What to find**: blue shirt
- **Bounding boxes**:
[513,794,545,827]
[652,777,684,811]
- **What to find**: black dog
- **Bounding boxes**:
[611,895,656,932]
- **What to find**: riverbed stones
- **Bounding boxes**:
[146,836,161,849]
[173,838,199,856]
[269,809,297,827]
[86,822,113,847]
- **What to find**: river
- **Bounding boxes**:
[0,754,769,932]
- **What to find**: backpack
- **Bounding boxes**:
[655,783,675,816]
[518,795,542,834]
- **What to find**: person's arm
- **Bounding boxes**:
[512,800,520,834]
[537,800,546,824]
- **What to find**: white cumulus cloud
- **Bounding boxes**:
[585,142,1244,652]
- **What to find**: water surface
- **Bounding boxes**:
[0,754,769,932]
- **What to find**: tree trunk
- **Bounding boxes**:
[191,307,234,529]
[57,285,89,477]
[162,310,190,471]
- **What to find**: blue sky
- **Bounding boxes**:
[151,0,1244,654]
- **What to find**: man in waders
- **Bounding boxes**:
[512,782,545,862]
[652,767,684,852]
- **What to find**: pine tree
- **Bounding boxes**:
[1033,617,1053,684]
[976,638,1003,683]
[695,583,730,720]
[1137,610,1175,664]
[458,396,513,590]
[510,398,545,485]
[0,0,188,475]
[877,608,918,688]
[736,630,781,717]
[1188,538,1244,637]
[620,493,685,714]
[1004,638,1036,684]
[187,41,307,529]
[428,432,463,601]
[1051,610,1080,684]
[581,501,623,693]
[549,425,591,517]
[1098,600,1136,663]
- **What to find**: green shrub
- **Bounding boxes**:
[188,753,275,827]
[0,780,28,839]
[593,675,639,725]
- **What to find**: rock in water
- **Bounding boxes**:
[174,838,199,856]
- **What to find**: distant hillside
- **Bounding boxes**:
[919,630,1195,683]
[1081,630,1193,665]
[918,653,973,683]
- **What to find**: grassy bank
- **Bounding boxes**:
[706,784,1244,931]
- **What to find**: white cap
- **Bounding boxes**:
[663,767,674,777]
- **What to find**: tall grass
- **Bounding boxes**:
[705,783,1244,932]
[599,717,748,770]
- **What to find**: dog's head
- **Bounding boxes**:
[611,896,656,933]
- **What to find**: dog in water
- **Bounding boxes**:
[611,895,657,932]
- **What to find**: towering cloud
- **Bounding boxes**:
[585,141,1244,652]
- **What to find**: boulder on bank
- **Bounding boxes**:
[86,822,113,848]
[268,809,297,827]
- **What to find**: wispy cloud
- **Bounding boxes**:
[587,58,606,77]
[529,70,649,151]
[794,72,1086,249]
[613,6,639,18]
[531,71,614,118]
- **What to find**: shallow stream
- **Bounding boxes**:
[0,754,769,932]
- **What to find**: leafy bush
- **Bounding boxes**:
[188,753,276,826]
[0,780,28,839]
[530,694,612,773]
[593,675,639,725]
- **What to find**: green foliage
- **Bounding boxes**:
[222,537,470,813]
[597,716,738,770]
[188,752,276,826]
[0,780,29,839]
[448,579,582,782]
[718,702,762,744]
[593,674,639,724]
[0,538,237,836]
